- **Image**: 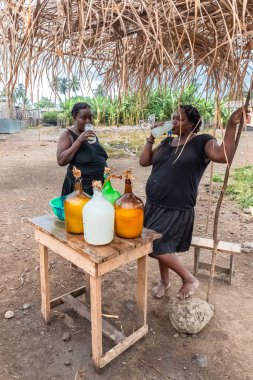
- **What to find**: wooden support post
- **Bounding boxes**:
[229,255,235,285]
[136,256,148,326]
[39,244,50,323]
[99,325,148,368]
[50,285,86,308]
[85,274,91,306]
[90,275,102,369]
[61,294,126,344]
[194,247,200,276]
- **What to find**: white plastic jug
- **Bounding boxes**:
[151,121,173,138]
[83,188,115,245]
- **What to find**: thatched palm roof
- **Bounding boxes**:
[0,1,252,97]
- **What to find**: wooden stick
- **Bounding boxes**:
[205,161,214,233]
[101,314,119,319]
[138,358,171,380]
[207,79,253,302]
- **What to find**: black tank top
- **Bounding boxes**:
[146,134,215,210]
[67,129,108,176]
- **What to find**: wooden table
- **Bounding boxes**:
[29,214,160,370]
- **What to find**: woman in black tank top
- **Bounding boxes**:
[57,102,108,196]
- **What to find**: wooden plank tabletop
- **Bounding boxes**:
[28,214,161,264]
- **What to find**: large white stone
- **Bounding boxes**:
[5,310,15,319]
[168,297,214,334]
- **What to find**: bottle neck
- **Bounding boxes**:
[74,178,83,193]
[124,179,132,193]
[93,188,103,198]
[103,179,112,190]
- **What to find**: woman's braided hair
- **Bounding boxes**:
[71,102,91,118]
[180,105,202,133]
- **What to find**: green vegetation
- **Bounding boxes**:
[1,80,230,127]
[212,174,224,183]
[43,111,60,125]
[227,166,253,208]
[34,97,55,109]
[57,82,229,127]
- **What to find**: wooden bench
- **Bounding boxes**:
[191,236,242,284]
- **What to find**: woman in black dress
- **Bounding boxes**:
[57,102,108,196]
[139,105,247,300]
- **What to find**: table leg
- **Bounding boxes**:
[136,256,148,326]
[90,275,102,369]
[85,274,91,306]
[194,247,200,276]
[39,244,50,323]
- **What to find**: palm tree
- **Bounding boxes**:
[94,84,106,97]
[23,97,31,110]
[14,84,26,105]
[69,75,80,97]
[59,77,69,103]
[50,76,61,105]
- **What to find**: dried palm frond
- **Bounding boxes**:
[0,0,252,99]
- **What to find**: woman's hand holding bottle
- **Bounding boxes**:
[77,123,97,144]
[77,130,96,143]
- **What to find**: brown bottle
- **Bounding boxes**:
[114,171,144,238]
[64,167,90,234]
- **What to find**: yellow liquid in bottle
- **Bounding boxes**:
[115,207,144,238]
[65,195,90,234]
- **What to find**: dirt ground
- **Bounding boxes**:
[0,127,252,380]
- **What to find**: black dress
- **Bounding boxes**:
[61,129,108,196]
[144,134,215,256]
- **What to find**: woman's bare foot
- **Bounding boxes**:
[177,277,199,300]
[152,282,171,299]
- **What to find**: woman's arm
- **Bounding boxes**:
[57,130,95,166]
[204,107,247,164]
[139,133,160,167]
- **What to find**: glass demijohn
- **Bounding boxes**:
[64,167,90,234]
[114,171,144,238]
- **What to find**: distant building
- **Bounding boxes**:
[0,96,22,133]
[28,106,62,126]
[0,96,14,118]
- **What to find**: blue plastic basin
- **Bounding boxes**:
[49,196,67,221]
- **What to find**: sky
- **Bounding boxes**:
[27,71,102,104]
[0,66,102,104]
[0,63,252,105]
